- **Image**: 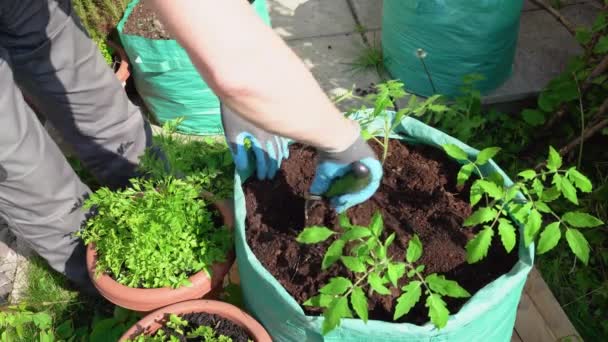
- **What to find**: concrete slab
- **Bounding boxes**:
[561,2,600,27]
[287,33,382,111]
[523,0,596,12]
[268,0,357,40]
[484,9,583,103]
[350,0,383,30]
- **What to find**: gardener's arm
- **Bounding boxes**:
[146,0,358,153]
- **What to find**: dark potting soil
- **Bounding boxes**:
[160,312,250,342]
[123,0,257,40]
[244,140,518,325]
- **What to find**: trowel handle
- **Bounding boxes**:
[324,162,371,198]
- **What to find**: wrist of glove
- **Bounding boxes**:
[310,135,383,213]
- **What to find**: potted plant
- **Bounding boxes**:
[119,300,271,341]
[230,81,602,340]
[79,175,235,312]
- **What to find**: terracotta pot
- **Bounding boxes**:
[107,40,130,86]
[119,300,271,342]
[86,199,235,312]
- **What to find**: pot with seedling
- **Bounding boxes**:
[229,80,603,341]
[79,129,237,312]
[119,299,271,341]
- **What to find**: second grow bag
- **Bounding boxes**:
[117,0,271,135]
[233,112,534,341]
[382,0,524,97]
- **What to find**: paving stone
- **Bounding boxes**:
[350,0,383,30]
[268,0,356,40]
[287,33,382,111]
[560,2,600,27]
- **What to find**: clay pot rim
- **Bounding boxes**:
[107,40,130,83]
[85,197,235,311]
[119,300,271,342]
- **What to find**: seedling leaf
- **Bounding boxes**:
[562,212,604,228]
[425,274,470,298]
[387,262,406,287]
[370,211,384,237]
[303,294,333,308]
[565,228,590,265]
[322,297,352,334]
[350,286,368,323]
[442,144,468,160]
[426,294,449,329]
[406,234,423,263]
[498,218,517,253]
[368,272,391,295]
[567,169,592,193]
[560,178,578,205]
[537,222,561,254]
[524,209,542,247]
[547,146,562,170]
[457,164,475,188]
[341,256,367,273]
[322,239,346,270]
[475,147,501,165]
[297,226,335,244]
[394,281,422,320]
[319,277,352,295]
[518,170,536,180]
[342,226,372,241]
[465,226,494,263]
[463,207,497,227]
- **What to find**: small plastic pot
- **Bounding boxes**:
[119,299,271,341]
[86,199,235,312]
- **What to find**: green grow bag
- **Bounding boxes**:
[233,112,534,341]
[117,0,271,135]
[382,0,524,97]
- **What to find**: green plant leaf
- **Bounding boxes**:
[457,164,475,188]
[546,146,562,171]
[322,297,352,334]
[541,186,561,202]
[562,212,604,228]
[387,262,407,287]
[297,226,335,244]
[342,226,372,241]
[303,294,333,308]
[463,207,497,227]
[560,178,578,205]
[473,180,504,200]
[565,228,590,265]
[350,286,368,323]
[594,36,608,54]
[535,201,552,213]
[567,169,593,193]
[341,256,367,273]
[475,147,501,165]
[498,218,517,253]
[394,281,422,320]
[370,211,384,237]
[524,209,542,247]
[442,144,468,160]
[426,294,449,329]
[575,27,592,45]
[368,272,391,295]
[518,170,536,180]
[322,239,346,270]
[338,213,352,229]
[425,274,471,298]
[521,109,546,126]
[320,277,352,295]
[465,226,494,263]
[406,234,423,263]
[537,222,561,254]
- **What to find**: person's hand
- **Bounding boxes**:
[310,135,383,213]
[221,103,289,180]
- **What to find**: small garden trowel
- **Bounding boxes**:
[304,162,371,220]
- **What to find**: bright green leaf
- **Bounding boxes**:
[442,144,468,160]
[473,180,504,200]
[406,234,423,263]
[425,274,471,298]
[537,222,561,254]
[565,228,590,265]
[387,262,407,287]
[296,226,335,244]
[368,272,391,295]
[535,201,552,213]
[342,226,372,241]
[465,226,494,263]
[394,281,422,320]
[463,207,497,227]
[322,297,352,334]
[567,169,593,193]
[546,146,562,171]
[303,294,333,308]
[562,212,604,228]
[338,213,352,229]
[457,164,475,188]
[426,294,449,329]
[322,239,346,270]
[341,256,367,273]
[370,211,384,237]
[350,286,368,323]
[524,209,542,247]
[475,147,501,165]
[319,277,352,295]
[498,218,517,253]
[541,186,561,202]
[561,178,578,205]
[518,170,536,180]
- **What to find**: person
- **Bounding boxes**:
[0,0,382,294]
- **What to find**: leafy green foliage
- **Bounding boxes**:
[128,314,240,342]
[297,212,469,333]
[442,144,603,265]
[78,176,232,288]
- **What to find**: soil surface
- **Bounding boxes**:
[244,140,518,325]
[123,0,256,39]
[160,312,250,342]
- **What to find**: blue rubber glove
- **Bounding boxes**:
[221,103,289,180]
[310,136,383,213]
